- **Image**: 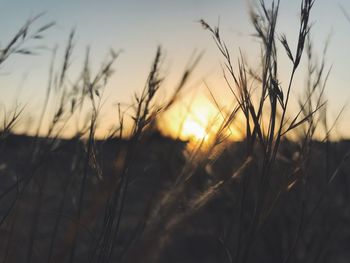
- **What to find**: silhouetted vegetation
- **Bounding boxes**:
[0,0,349,262]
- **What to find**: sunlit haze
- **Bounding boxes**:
[1,0,350,140]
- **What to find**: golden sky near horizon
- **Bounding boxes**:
[1,0,350,140]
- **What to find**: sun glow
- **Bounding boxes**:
[160,91,244,146]
[181,118,208,141]
[160,93,218,144]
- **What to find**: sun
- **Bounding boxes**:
[181,118,208,141]
[160,92,240,144]
[159,94,220,144]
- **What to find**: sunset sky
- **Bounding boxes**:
[1,0,350,139]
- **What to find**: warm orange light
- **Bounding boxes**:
[159,93,215,142]
[181,118,208,141]
[159,91,244,145]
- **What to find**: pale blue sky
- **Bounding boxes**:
[1,0,350,137]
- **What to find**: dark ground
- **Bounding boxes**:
[0,133,349,262]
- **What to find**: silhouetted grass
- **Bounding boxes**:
[0,1,350,263]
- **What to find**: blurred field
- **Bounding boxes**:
[0,133,350,262]
[1,0,350,262]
